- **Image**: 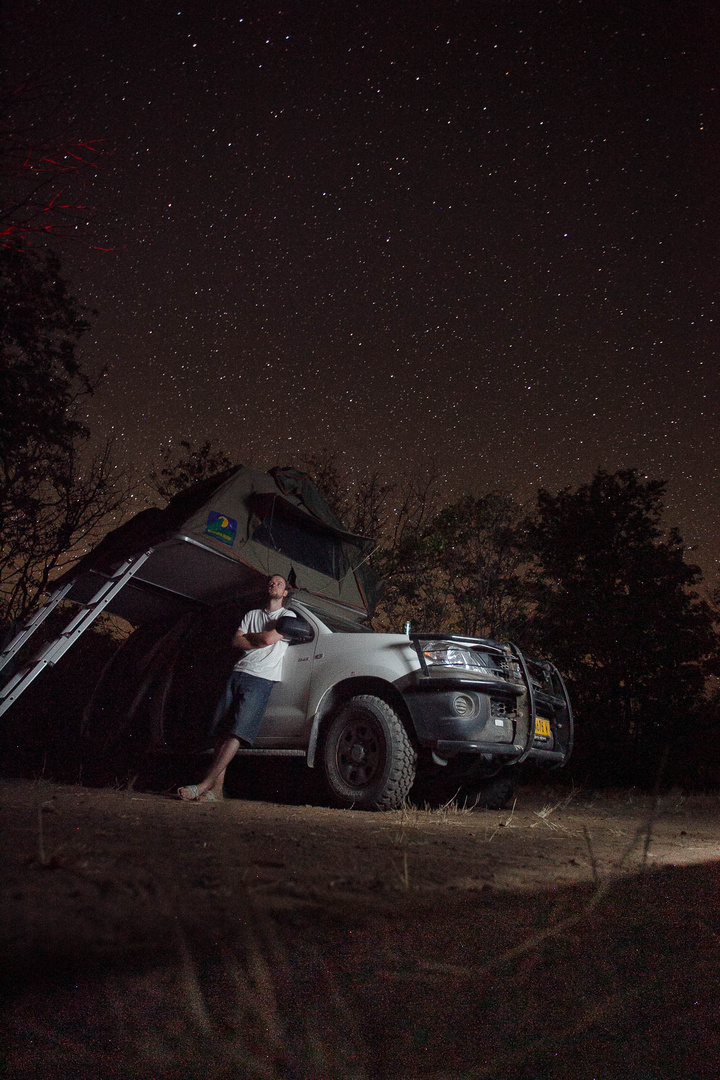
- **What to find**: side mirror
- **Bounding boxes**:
[276,614,314,646]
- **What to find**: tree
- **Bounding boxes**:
[0,239,128,624]
[372,490,528,637]
[423,492,528,639]
[299,451,443,630]
[1,71,109,246]
[366,473,445,632]
[301,454,528,636]
[525,469,717,784]
[150,439,233,504]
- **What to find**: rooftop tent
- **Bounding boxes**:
[57,465,378,626]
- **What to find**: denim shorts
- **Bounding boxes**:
[208,671,275,746]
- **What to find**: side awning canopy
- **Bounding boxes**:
[58,465,378,625]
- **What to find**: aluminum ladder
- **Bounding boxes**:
[0,550,153,719]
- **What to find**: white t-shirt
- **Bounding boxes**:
[233,607,296,681]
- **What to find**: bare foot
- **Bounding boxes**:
[178,785,205,801]
[178,786,222,802]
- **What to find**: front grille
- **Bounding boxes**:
[491,698,517,719]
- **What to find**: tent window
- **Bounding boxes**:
[252,514,347,579]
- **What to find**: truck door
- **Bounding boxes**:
[254,615,318,746]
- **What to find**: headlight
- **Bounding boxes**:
[422,642,488,673]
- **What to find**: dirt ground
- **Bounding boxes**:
[2,775,720,1080]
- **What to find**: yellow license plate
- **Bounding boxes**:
[534,717,551,737]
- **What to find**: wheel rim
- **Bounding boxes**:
[334,717,383,789]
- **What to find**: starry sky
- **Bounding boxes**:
[6,0,720,578]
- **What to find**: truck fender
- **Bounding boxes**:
[306,677,414,768]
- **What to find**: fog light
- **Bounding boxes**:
[452,693,476,718]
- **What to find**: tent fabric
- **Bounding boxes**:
[60,465,378,621]
[270,466,349,534]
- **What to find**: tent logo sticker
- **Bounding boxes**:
[205,512,237,547]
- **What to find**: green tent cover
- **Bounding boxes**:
[62,465,379,622]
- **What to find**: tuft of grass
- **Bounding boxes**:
[430,791,477,821]
[531,798,569,831]
[399,851,410,890]
[502,796,517,828]
[36,799,59,866]
[582,825,600,885]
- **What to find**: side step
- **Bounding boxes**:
[0,550,153,719]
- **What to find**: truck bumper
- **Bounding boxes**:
[402,685,520,750]
[434,740,566,765]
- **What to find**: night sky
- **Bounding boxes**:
[6,1,720,578]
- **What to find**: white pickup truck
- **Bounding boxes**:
[0,466,572,807]
[83,590,573,810]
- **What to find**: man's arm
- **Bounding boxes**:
[232,628,283,650]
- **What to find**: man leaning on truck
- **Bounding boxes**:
[178,574,295,802]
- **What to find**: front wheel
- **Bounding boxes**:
[322,695,417,810]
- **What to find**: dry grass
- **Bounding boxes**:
[7,775,711,1079]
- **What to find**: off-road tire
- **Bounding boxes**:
[322,694,417,810]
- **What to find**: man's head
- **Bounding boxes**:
[267,574,289,602]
